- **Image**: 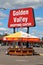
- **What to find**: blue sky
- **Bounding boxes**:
[0,0,43,39]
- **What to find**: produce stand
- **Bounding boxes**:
[6,47,34,56]
[3,31,40,56]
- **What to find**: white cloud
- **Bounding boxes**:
[0,32,3,35]
[32,30,37,33]
[0,28,7,31]
[38,32,43,35]
[31,30,43,38]
[31,30,38,35]
[35,17,43,26]
[0,12,8,19]
[35,17,43,22]
[0,0,43,9]
[0,27,13,34]
[6,29,13,34]
[20,28,27,30]
[3,2,12,9]
[0,22,3,26]
[30,33,35,35]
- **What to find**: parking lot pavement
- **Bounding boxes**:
[0,46,43,65]
[0,55,43,65]
[33,47,43,54]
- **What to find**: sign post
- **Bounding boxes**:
[8,7,35,28]
[13,28,15,33]
[8,7,35,48]
[26,27,29,47]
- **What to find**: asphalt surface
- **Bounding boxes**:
[0,46,43,65]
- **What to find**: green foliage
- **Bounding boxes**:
[41,37,43,40]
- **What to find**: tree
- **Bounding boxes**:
[41,37,43,41]
[3,33,8,36]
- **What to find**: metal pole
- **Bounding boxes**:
[26,27,29,48]
[13,28,15,48]
[13,28,15,33]
[27,27,29,33]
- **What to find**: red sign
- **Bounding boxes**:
[8,7,35,28]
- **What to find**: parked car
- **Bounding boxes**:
[33,44,40,47]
